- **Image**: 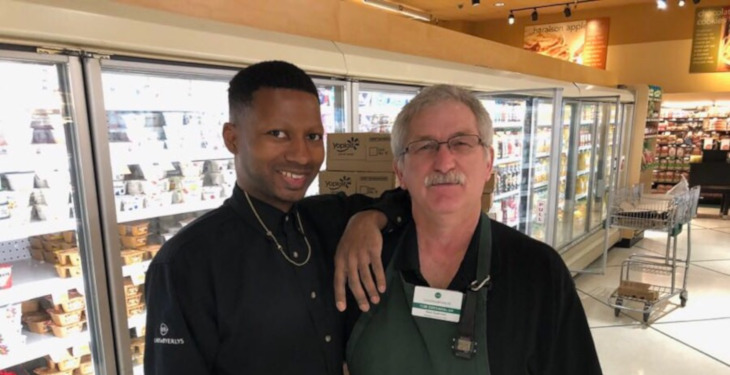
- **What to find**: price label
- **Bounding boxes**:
[536,200,546,224]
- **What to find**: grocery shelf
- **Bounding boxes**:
[0,219,77,242]
[122,260,152,278]
[0,259,83,307]
[532,181,548,189]
[109,145,232,166]
[128,312,147,332]
[578,145,592,152]
[0,329,90,370]
[535,152,550,159]
[576,193,588,200]
[536,123,552,127]
[492,121,524,129]
[0,145,69,174]
[116,198,225,223]
[577,169,591,176]
[580,122,594,126]
[134,364,145,375]
[494,156,521,166]
[494,190,520,201]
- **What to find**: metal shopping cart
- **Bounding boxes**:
[606,184,701,323]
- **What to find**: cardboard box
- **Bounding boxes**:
[481,193,493,213]
[484,172,496,193]
[319,171,397,198]
[326,133,393,172]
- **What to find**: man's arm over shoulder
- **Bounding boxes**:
[144,245,215,375]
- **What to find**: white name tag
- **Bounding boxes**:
[411,286,463,323]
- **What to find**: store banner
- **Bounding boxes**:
[523,18,610,69]
[689,6,730,73]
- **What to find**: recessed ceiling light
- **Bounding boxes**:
[494,2,505,6]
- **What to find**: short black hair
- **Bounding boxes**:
[228,60,319,122]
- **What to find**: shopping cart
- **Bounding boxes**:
[606,184,700,323]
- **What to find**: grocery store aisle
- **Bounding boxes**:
[575,206,730,374]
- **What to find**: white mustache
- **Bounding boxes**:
[424,171,465,187]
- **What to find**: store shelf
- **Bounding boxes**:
[0,219,77,242]
[580,122,594,126]
[644,134,657,138]
[117,198,225,223]
[532,181,548,189]
[537,123,552,128]
[0,145,70,173]
[0,330,90,370]
[535,152,550,159]
[576,193,588,200]
[492,121,524,129]
[122,260,152,278]
[128,312,147,332]
[494,156,521,166]
[0,259,83,307]
[578,145,592,151]
[134,364,145,375]
[494,190,520,201]
[577,169,591,176]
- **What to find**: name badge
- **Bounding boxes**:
[412,286,463,323]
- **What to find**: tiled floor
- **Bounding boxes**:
[575,206,730,374]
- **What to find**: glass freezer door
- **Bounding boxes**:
[355,83,420,133]
[85,59,237,375]
[0,52,115,374]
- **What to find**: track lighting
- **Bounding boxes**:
[472,0,480,6]
[507,0,596,26]
[657,0,667,10]
[678,0,685,6]
[362,0,432,22]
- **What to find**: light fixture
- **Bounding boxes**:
[494,2,505,6]
[507,0,597,26]
[678,0,685,6]
[362,0,432,22]
[692,0,700,4]
[657,0,667,10]
[472,0,480,6]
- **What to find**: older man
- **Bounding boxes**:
[344,85,602,375]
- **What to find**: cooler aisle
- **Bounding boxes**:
[356,83,419,133]
[0,53,112,374]
[87,60,237,375]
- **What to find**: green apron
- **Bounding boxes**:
[346,214,492,375]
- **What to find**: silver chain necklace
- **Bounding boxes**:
[243,190,312,267]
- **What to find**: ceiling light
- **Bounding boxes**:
[363,0,399,13]
[472,0,480,6]
[657,0,667,10]
[531,8,538,21]
[564,4,572,17]
[362,0,431,22]
[494,2,505,6]
[508,11,515,25]
[678,0,685,6]
[400,7,432,21]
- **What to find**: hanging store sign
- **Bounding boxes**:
[523,18,610,69]
[690,6,730,73]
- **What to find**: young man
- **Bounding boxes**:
[344,85,602,374]
[144,61,389,375]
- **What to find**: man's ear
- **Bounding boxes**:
[222,122,237,154]
[393,159,407,191]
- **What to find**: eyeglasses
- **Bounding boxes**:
[400,134,484,157]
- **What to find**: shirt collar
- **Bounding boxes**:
[230,184,292,236]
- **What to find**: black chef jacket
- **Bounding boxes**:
[144,185,385,375]
[349,206,603,375]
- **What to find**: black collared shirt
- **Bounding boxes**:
[144,185,384,375]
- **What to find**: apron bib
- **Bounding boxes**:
[346,214,492,375]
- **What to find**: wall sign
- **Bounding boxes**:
[523,18,610,69]
[690,6,730,73]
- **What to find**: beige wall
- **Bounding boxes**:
[447,0,730,95]
[112,0,617,87]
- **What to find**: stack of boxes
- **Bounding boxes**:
[319,133,397,198]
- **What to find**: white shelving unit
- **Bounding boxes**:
[494,156,522,166]
[535,152,550,159]
[578,145,592,151]
[128,312,147,333]
[494,189,520,201]
[492,121,524,129]
[0,330,91,370]
[0,259,82,307]
[577,169,591,176]
[117,199,225,223]
[122,260,152,278]
[576,193,588,200]
[0,220,77,243]
[532,181,548,189]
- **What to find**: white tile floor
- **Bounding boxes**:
[574,206,730,374]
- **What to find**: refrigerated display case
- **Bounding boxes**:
[0,52,115,374]
[85,59,238,375]
[555,98,621,250]
[475,89,563,245]
[355,83,419,133]
[310,80,350,197]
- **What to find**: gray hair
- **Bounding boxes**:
[391,84,493,161]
